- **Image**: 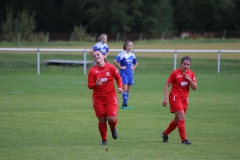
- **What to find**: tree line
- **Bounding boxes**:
[0,0,239,38]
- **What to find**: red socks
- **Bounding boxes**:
[108,119,118,130]
[164,120,178,135]
[177,120,186,141]
[98,119,118,141]
[98,122,107,141]
[164,120,186,142]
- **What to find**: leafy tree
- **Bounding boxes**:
[1,7,36,41]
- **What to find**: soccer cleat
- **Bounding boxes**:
[111,129,118,140]
[181,139,192,145]
[100,140,107,145]
[162,131,169,142]
[122,104,127,109]
[122,104,132,110]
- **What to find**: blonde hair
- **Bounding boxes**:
[98,34,107,41]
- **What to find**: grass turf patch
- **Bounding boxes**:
[0,73,240,159]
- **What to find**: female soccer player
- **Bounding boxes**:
[88,50,122,145]
[90,34,109,62]
[161,56,197,145]
[113,40,138,109]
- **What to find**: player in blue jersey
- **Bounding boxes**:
[113,40,138,109]
[90,34,109,62]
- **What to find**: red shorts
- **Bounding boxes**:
[92,96,118,118]
[169,93,188,113]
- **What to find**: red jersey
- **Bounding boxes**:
[168,68,196,99]
[88,63,122,98]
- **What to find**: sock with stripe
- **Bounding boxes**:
[122,92,128,106]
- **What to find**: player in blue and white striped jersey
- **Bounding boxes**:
[114,40,138,109]
[90,34,109,62]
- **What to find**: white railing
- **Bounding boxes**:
[0,48,240,75]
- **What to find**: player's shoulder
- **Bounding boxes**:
[94,42,102,46]
[89,65,97,72]
[172,68,181,74]
[106,63,115,68]
[108,63,119,73]
[187,69,195,77]
[117,50,125,56]
[130,52,136,58]
[104,43,109,47]
[186,69,194,74]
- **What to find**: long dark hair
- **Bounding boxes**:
[181,56,191,63]
[123,40,132,50]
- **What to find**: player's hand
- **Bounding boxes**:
[162,100,168,107]
[95,78,103,86]
[184,74,191,81]
[121,66,126,70]
[117,88,123,93]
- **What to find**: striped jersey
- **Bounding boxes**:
[114,51,137,78]
[92,42,109,55]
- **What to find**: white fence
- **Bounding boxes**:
[0,48,240,75]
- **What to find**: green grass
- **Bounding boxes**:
[1,53,240,75]
[1,38,240,46]
[0,41,240,159]
[0,73,240,159]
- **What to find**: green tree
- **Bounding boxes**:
[1,7,36,41]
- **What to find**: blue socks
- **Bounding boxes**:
[122,92,128,105]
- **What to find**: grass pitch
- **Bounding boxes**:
[0,74,240,159]
[0,40,240,159]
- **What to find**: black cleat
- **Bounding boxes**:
[111,129,118,140]
[100,140,107,145]
[181,139,192,145]
[162,131,169,142]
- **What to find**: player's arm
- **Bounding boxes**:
[89,48,94,56]
[184,74,197,90]
[113,59,126,70]
[105,48,110,58]
[132,61,138,70]
[90,45,98,56]
[162,81,171,107]
[88,71,102,89]
[112,66,123,93]
[189,79,197,90]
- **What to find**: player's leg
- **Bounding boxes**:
[125,77,133,108]
[93,98,108,145]
[178,99,191,145]
[107,116,118,140]
[162,94,181,142]
[125,85,132,108]
[98,117,108,145]
[106,96,118,139]
[127,77,133,102]
[122,79,128,108]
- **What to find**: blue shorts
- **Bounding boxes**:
[122,77,134,85]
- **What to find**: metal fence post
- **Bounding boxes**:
[174,50,177,70]
[37,49,40,75]
[84,50,87,75]
[218,50,221,73]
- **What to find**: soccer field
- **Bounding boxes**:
[0,41,240,159]
[0,73,240,159]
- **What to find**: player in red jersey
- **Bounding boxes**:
[161,56,197,145]
[88,50,123,145]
